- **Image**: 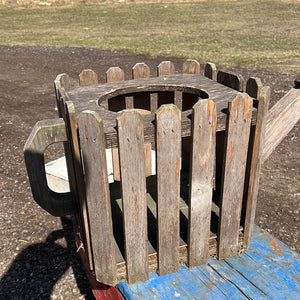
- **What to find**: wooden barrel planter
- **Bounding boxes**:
[24,59,300,287]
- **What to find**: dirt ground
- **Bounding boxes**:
[0,45,299,299]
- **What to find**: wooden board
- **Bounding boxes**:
[262,87,300,162]
[217,70,244,92]
[188,99,216,267]
[54,73,71,117]
[65,74,248,148]
[243,86,270,249]
[204,62,217,81]
[116,226,300,300]
[218,94,252,260]
[156,104,181,275]
[157,61,175,107]
[117,110,149,284]
[132,63,151,111]
[78,111,117,285]
[246,76,262,99]
[79,69,98,86]
[65,101,93,270]
[106,67,126,112]
[182,59,200,75]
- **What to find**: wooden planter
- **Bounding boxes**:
[24,59,300,287]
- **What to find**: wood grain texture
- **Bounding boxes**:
[218,94,253,260]
[217,70,244,92]
[243,87,270,249]
[262,87,300,162]
[66,74,244,148]
[65,101,93,270]
[156,104,181,275]
[246,77,262,99]
[188,100,216,267]
[106,66,126,111]
[79,69,98,86]
[182,59,200,74]
[78,111,117,286]
[23,118,76,216]
[117,225,300,300]
[204,63,217,81]
[117,110,148,284]
[106,67,126,181]
[181,61,202,171]
[157,61,175,107]
[106,66,125,83]
[132,63,151,111]
[157,61,175,77]
[54,73,71,117]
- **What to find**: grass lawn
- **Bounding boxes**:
[0,0,299,73]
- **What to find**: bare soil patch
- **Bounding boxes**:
[0,45,298,299]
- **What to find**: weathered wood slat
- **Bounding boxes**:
[218,94,252,260]
[132,63,152,177]
[78,111,117,286]
[54,73,71,91]
[106,66,125,83]
[217,70,244,92]
[246,77,262,99]
[106,67,126,112]
[106,67,125,182]
[157,61,175,77]
[157,61,175,107]
[79,69,98,86]
[65,101,93,270]
[181,60,202,170]
[117,110,148,284]
[188,100,216,267]
[204,63,217,81]
[156,104,181,275]
[183,59,200,75]
[243,87,270,249]
[262,87,300,162]
[132,63,151,110]
[54,73,71,117]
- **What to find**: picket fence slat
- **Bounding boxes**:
[246,77,263,99]
[157,61,175,107]
[188,99,216,267]
[54,73,71,117]
[243,87,270,249]
[217,70,244,92]
[106,67,125,182]
[132,62,152,177]
[204,63,217,81]
[132,62,151,110]
[117,110,149,284]
[65,101,93,270]
[183,59,200,75]
[218,94,253,260]
[156,104,181,276]
[79,69,98,86]
[78,111,117,285]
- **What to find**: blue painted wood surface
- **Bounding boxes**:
[116,226,300,299]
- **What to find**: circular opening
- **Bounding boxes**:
[99,85,209,113]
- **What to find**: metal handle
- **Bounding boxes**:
[23,118,77,216]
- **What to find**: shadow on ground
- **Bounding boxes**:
[0,218,95,299]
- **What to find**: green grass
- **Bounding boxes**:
[0,0,299,72]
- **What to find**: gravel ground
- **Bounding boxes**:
[0,46,299,299]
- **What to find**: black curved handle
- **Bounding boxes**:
[23,118,77,216]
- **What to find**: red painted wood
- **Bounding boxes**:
[73,227,125,300]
